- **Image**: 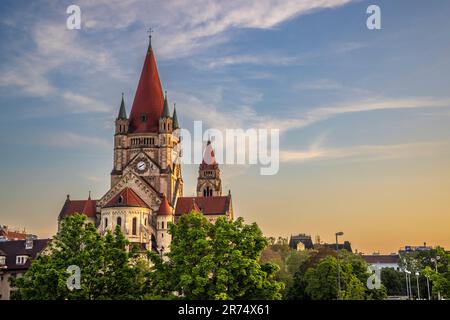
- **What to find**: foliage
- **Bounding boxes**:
[399,247,450,299]
[147,211,284,300]
[11,214,148,300]
[286,249,387,300]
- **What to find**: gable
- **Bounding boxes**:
[98,170,161,210]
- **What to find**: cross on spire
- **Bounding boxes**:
[147,28,154,49]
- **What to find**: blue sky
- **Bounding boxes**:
[1,0,450,253]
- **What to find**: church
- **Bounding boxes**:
[58,36,233,254]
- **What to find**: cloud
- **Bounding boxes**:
[204,54,304,69]
[281,141,449,163]
[62,91,112,113]
[176,90,450,133]
[77,0,355,59]
[36,132,109,149]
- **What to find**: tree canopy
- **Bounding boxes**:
[147,211,284,300]
[11,214,147,300]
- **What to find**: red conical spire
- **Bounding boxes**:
[157,194,173,216]
[129,35,164,133]
[200,140,218,169]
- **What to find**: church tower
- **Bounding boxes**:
[197,140,222,197]
[58,35,233,252]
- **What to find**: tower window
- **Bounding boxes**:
[117,217,122,227]
[141,113,148,122]
[132,217,137,235]
[105,218,108,228]
[118,195,124,204]
[161,221,165,229]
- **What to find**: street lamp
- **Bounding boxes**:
[405,270,412,299]
[426,275,431,300]
[335,231,344,300]
[431,256,441,300]
[415,271,420,300]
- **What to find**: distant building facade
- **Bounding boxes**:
[289,234,314,250]
[362,254,400,270]
[0,226,30,241]
[0,238,49,300]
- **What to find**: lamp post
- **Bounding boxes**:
[335,231,344,300]
[405,270,410,299]
[431,256,441,300]
[405,270,412,299]
[426,275,431,300]
[415,271,420,300]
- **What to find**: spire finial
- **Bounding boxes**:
[88,190,91,200]
[147,28,154,50]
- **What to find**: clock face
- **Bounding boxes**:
[137,161,147,171]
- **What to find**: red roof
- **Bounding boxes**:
[362,255,399,264]
[58,197,97,220]
[175,196,230,216]
[105,187,149,208]
[0,229,27,240]
[129,38,164,133]
[200,140,218,170]
[157,194,173,216]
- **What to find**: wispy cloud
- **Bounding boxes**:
[35,132,109,149]
[62,91,111,113]
[77,0,355,59]
[204,54,304,69]
[281,141,449,163]
[177,90,450,133]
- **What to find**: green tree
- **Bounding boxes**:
[343,274,366,300]
[147,211,284,300]
[304,256,339,300]
[381,268,404,296]
[11,214,147,300]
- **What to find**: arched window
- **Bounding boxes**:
[117,217,122,228]
[203,189,206,197]
[132,217,137,235]
[104,217,108,228]
[161,221,165,229]
[144,218,147,226]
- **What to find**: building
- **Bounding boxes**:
[0,238,49,300]
[288,234,314,250]
[58,36,234,254]
[362,254,400,270]
[0,225,28,241]
[399,243,432,255]
[315,241,353,253]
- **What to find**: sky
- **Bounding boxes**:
[0,0,449,254]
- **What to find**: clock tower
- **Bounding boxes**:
[97,34,183,251]
[58,35,233,254]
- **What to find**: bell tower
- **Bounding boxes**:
[197,140,222,197]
